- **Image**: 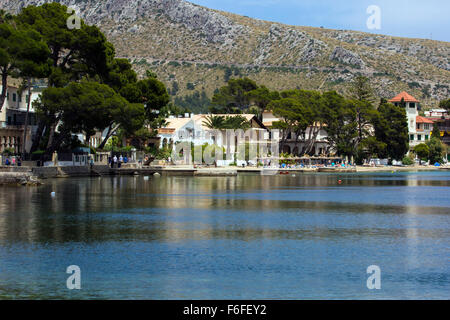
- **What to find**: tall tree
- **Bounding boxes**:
[348,76,375,103]
[426,137,445,164]
[16,3,115,152]
[35,81,145,153]
[439,98,450,112]
[269,97,309,153]
[279,90,324,155]
[322,91,358,158]
[246,86,280,117]
[348,76,377,145]
[105,58,138,94]
[16,3,114,88]
[211,78,258,113]
[373,102,409,161]
[0,19,50,112]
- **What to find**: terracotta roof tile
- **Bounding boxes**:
[416,116,434,124]
[388,91,419,103]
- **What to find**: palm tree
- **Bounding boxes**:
[223,115,252,130]
[202,115,225,129]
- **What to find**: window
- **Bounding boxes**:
[424,124,430,130]
[18,95,22,103]
[417,135,422,141]
[12,93,16,102]
[409,103,415,108]
[26,95,30,103]
[410,134,415,141]
[425,135,429,140]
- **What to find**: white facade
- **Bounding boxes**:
[262,111,330,156]
[158,116,213,149]
[389,93,432,147]
[424,109,448,117]
[158,114,267,150]
[156,114,269,165]
[280,127,329,156]
[0,79,42,153]
[414,119,434,145]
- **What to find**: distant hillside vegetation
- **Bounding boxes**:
[3,0,449,110]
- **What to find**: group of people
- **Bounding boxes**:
[4,156,22,166]
[109,154,129,168]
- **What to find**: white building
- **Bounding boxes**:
[262,110,329,156]
[0,78,43,153]
[424,109,448,118]
[388,91,433,147]
[157,114,268,164]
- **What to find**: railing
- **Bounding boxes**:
[0,123,26,130]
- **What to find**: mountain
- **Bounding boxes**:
[2,0,449,109]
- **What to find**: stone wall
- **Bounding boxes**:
[32,167,59,179]
[0,172,39,185]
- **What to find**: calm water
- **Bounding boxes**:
[0,172,449,299]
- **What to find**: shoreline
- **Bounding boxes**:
[355,165,446,172]
[0,164,448,184]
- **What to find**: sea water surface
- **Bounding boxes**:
[0,171,449,299]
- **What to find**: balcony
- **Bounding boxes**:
[0,122,26,131]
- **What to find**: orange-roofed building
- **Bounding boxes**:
[388,91,419,104]
[388,91,428,147]
[415,116,434,144]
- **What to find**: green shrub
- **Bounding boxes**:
[402,156,414,165]
[2,148,15,156]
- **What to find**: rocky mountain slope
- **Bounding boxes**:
[2,0,449,108]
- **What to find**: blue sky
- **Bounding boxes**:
[189,0,450,42]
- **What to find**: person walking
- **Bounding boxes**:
[12,157,16,166]
[113,155,118,168]
[118,155,123,168]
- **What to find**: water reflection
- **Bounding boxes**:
[0,172,449,299]
[0,174,449,244]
